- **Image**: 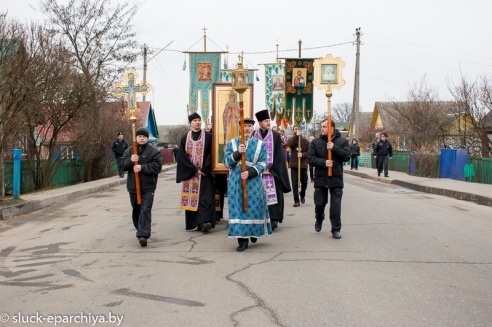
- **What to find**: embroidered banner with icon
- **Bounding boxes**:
[285,59,315,127]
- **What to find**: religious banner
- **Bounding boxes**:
[186,52,224,122]
[285,59,315,127]
[263,63,285,122]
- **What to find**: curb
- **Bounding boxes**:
[345,170,492,207]
[0,165,177,219]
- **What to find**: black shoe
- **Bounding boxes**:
[271,221,278,230]
[310,179,314,183]
[378,173,381,177]
[293,202,300,207]
[201,222,212,233]
[139,237,147,247]
[315,220,322,232]
[301,197,305,204]
[332,231,341,239]
[385,175,389,177]
[250,237,258,243]
[236,239,249,251]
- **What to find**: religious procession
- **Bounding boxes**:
[114,32,352,252]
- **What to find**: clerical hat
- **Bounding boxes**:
[117,132,123,136]
[243,118,255,125]
[255,109,270,122]
[188,112,201,123]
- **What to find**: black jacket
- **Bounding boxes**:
[373,140,393,157]
[307,130,351,189]
[349,143,360,157]
[112,139,129,155]
[121,143,163,193]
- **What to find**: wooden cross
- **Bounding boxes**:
[111,68,152,119]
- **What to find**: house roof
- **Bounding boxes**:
[372,101,463,132]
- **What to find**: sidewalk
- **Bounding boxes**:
[1,164,491,219]
[0,165,177,219]
[345,166,492,207]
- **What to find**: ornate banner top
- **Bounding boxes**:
[111,68,152,120]
[313,54,346,92]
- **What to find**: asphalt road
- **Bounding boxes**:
[0,170,491,327]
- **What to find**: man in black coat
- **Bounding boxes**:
[373,132,393,177]
[307,119,351,239]
[112,132,129,177]
[253,109,291,230]
[176,112,215,233]
[121,127,163,247]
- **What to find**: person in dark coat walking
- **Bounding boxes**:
[253,109,291,231]
[285,125,310,207]
[349,137,360,170]
[373,132,393,177]
[176,112,216,233]
[307,119,351,239]
[121,127,163,247]
[112,132,129,177]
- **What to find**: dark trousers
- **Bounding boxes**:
[377,155,389,176]
[314,186,343,233]
[350,156,359,169]
[290,167,308,203]
[309,164,314,181]
[130,191,154,239]
[116,154,124,176]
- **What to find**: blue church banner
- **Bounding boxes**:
[188,52,222,121]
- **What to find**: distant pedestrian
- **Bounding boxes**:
[373,132,393,177]
[121,127,163,247]
[349,138,360,170]
[112,132,129,178]
[307,119,351,239]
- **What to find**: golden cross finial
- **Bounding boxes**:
[202,26,207,36]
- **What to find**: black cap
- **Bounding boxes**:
[188,112,201,123]
[255,109,270,122]
[117,132,123,136]
[136,127,149,138]
[381,132,388,137]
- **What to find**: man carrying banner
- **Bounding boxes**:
[176,112,215,233]
[253,109,291,230]
[285,125,310,207]
[224,118,272,251]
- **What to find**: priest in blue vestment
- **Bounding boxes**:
[224,118,272,252]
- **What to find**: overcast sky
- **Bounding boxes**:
[4,0,492,125]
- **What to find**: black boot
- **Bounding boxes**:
[237,238,249,252]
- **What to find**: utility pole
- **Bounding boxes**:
[141,41,174,126]
[350,27,361,139]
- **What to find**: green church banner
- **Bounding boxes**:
[285,59,315,127]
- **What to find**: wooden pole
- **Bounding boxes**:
[297,133,301,186]
[130,118,142,204]
[326,89,333,177]
[239,93,248,212]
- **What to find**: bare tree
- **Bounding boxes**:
[448,74,492,157]
[0,13,31,196]
[39,0,140,181]
[166,125,190,146]
[385,78,452,152]
[332,102,352,122]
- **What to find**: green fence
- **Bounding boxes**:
[4,160,87,195]
[468,157,492,185]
